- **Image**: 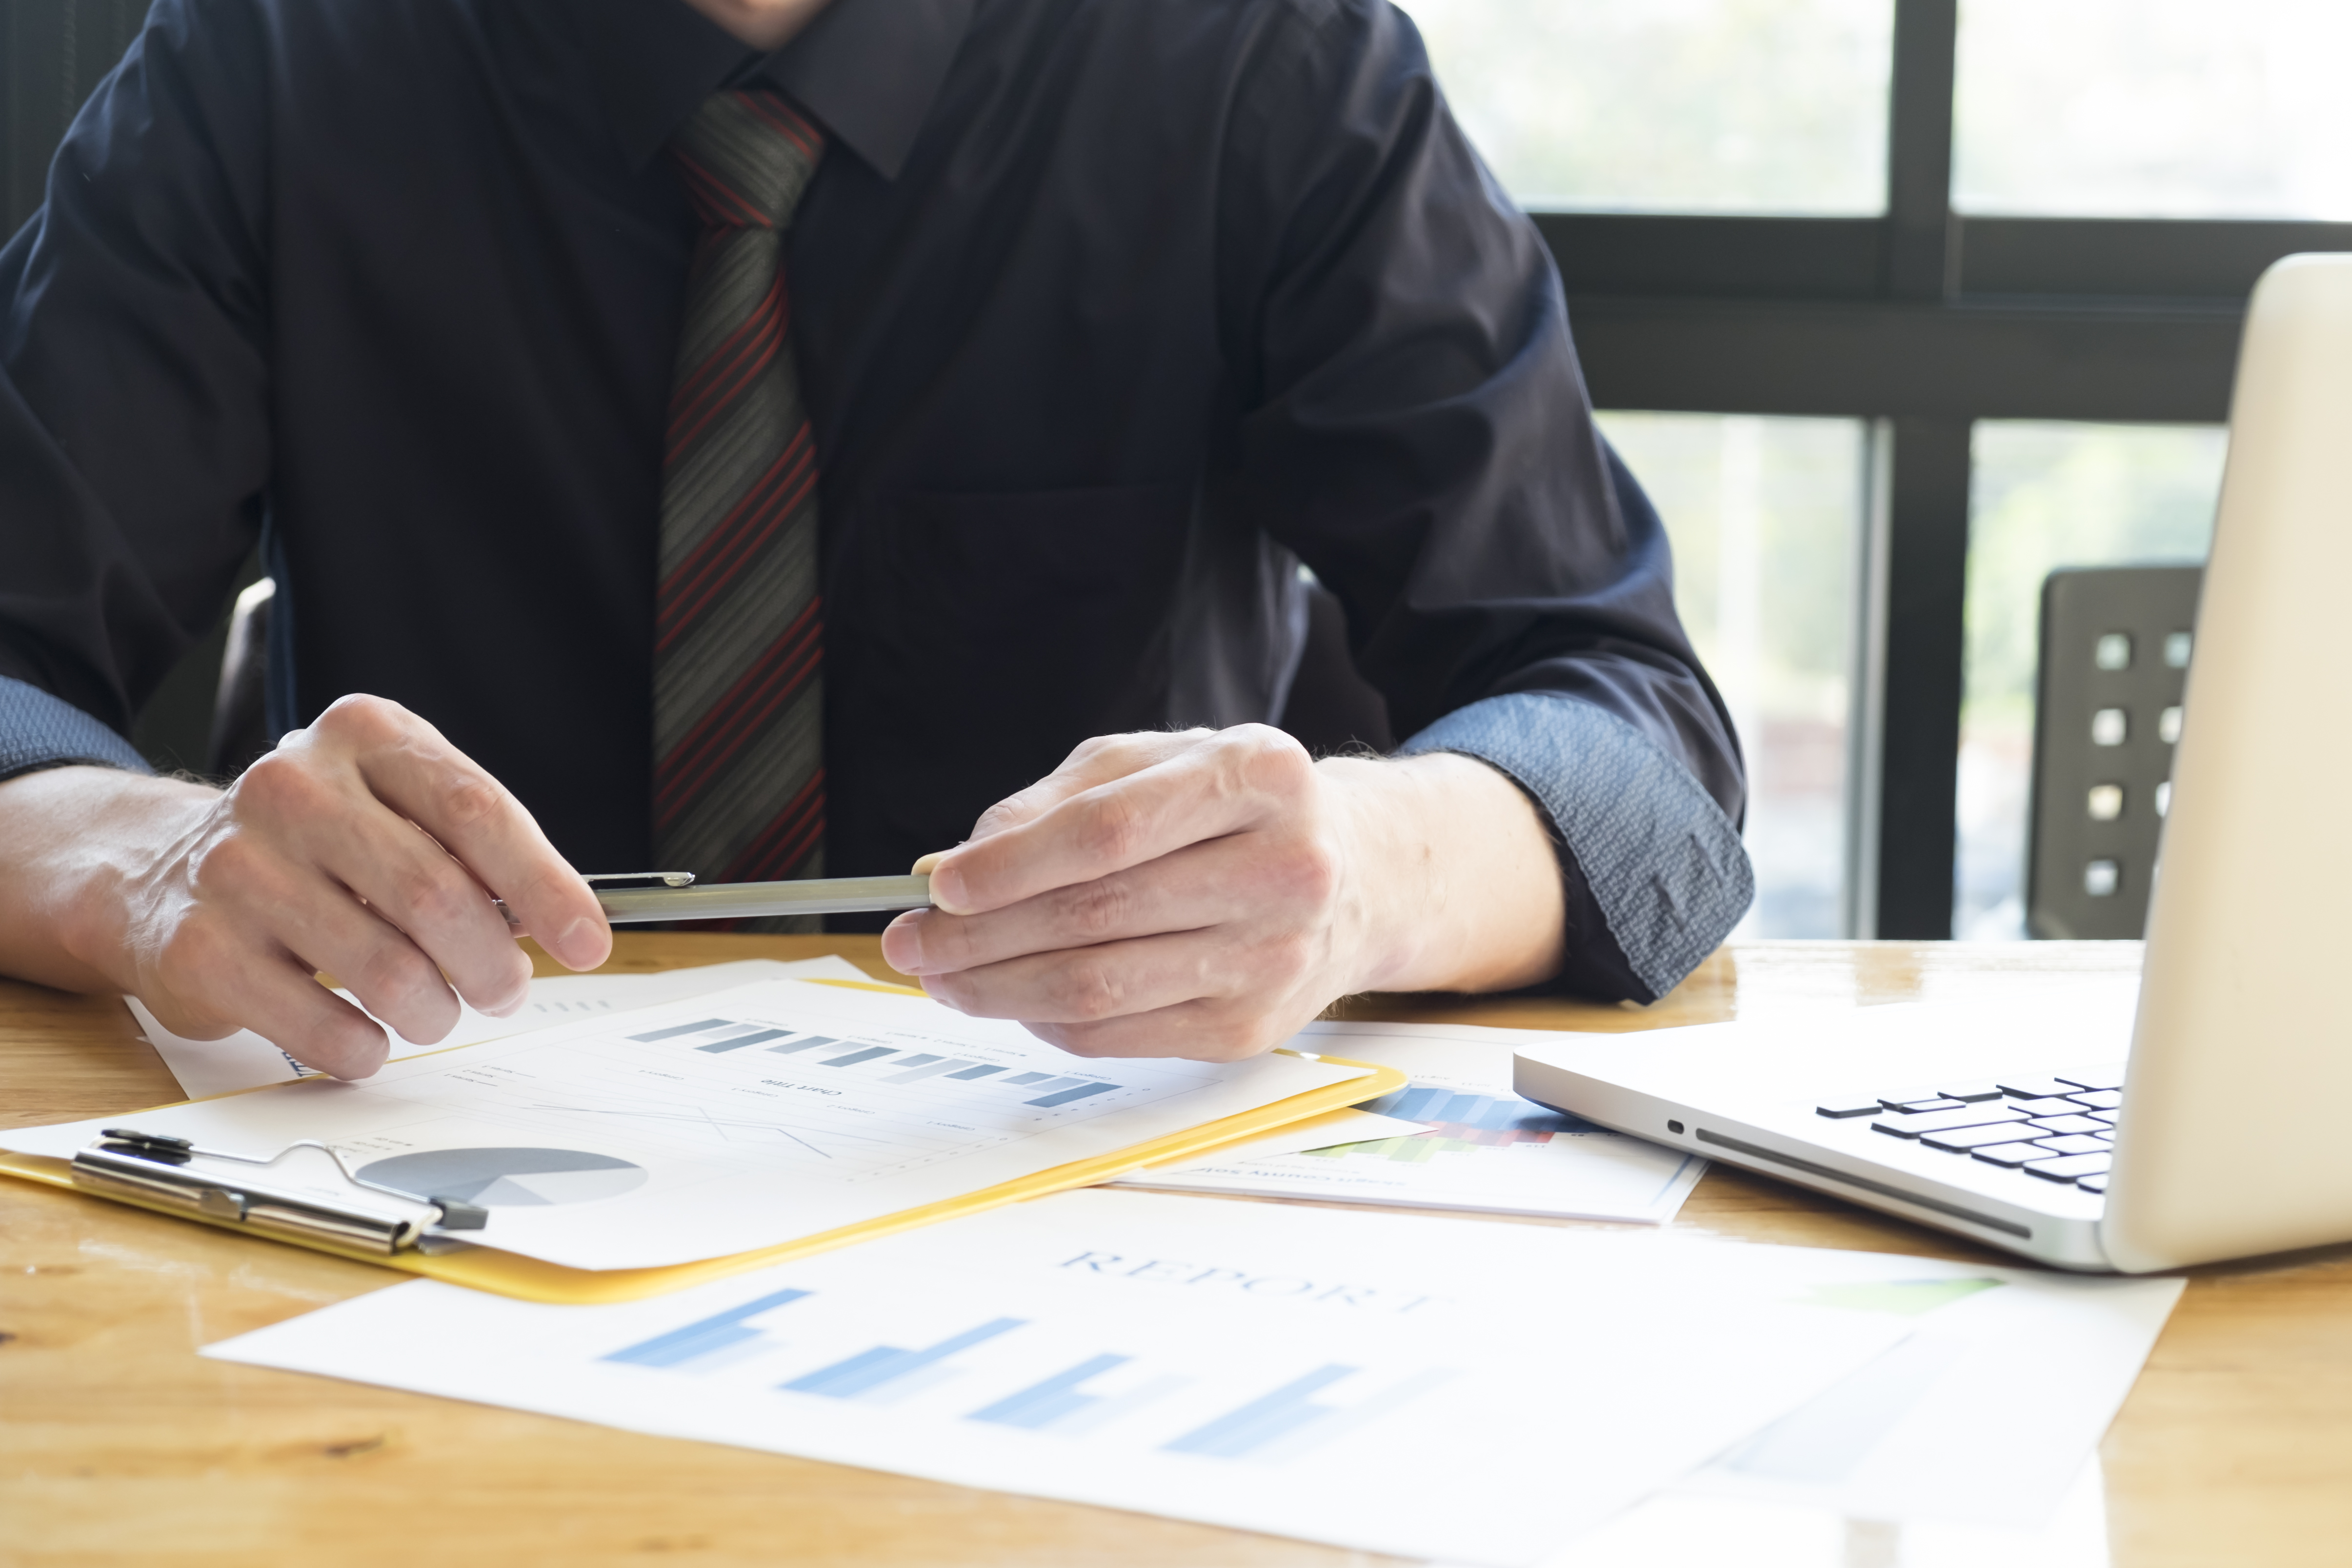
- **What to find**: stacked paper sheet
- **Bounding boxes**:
[203,1188,2181,1564]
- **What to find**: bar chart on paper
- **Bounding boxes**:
[625,1015,1128,1109]
[341,990,1244,1198]
[1115,1027,1707,1222]
[1321,1084,1592,1160]
[597,1286,1459,1466]
[205,1188,1956,1566]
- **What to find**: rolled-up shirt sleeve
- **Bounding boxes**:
[0,676,152,781]
[1215,0,1751,1000]
[1397,691,1752,1003]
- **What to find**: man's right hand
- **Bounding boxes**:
[0,694,610,1079]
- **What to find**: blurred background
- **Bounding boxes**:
[1395,0,2346,940]
[4,0,2347,940]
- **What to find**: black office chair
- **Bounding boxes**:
[2025,564,2202,939]
[206,577,276,776]
[1278,577,1396,756]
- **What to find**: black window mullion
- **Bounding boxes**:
[1884,0,1958,301]
[1868,0,1967,936]
[1872,416,1973,937]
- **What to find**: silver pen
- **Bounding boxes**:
[497,871,934,926]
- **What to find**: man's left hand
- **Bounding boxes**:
[878,725,1565,1061]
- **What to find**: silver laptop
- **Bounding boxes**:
[1514,253,2352,1273]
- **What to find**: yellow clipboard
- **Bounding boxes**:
[0,979,1404,1305]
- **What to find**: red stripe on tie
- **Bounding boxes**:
[720,771,826,883]
[665,323,787,464]
[665,281,791,462]
[665,264,785,432]
[670,146,769,230]
[653,641,820,832]
[656,598,820,797]
[737,94,822,164]
[655,443,817,655]
[653,602,823,829]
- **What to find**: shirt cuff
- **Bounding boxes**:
[1395,691,1753,1002]
[0,676,152,782]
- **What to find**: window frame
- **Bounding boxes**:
[1548,0,2349,936]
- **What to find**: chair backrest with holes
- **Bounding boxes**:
[2026,565,2204,939]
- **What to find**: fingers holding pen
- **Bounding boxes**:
[112,693,598,1078]
[923,726,1306,916]
[315,697,609,974]
[885,831,1293,978]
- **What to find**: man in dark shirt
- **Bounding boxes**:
[0,0,1751,1072]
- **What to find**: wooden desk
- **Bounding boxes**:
[4,938,2349,1567]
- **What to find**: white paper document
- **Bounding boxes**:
[7,981,1370,1271]
[1679,1259,2183,1527]
[202,1189,1940,1566]
[1115,1022,1705,1223]
[128,955,873,1100]
[1129,1105,1430,1167]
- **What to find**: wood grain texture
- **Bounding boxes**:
[3,937,2348,1567]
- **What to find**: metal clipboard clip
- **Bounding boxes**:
[71,1127,490,1256]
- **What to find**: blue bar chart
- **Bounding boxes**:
[627,1016,1126,1109]
[602,1287,812,1370]
[601,1288,1445,1465]
[1119,1042,1704,1221]
[1164,1364,1459,1462]
[1355,1083,1596,1147]
[783,1317,1028,1402]
[965,1355,1191,1435]
[600,1280,1444,1461]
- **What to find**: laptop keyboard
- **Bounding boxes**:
[1813,1066,2125,1195]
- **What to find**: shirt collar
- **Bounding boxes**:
[586,0,973,181]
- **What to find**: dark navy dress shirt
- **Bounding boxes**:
[0,0,1751,998]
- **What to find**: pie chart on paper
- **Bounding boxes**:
[354,1147,649,1207]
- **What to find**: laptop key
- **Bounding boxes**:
[1971,1141,2057,1168]
[1875,1086,1964,1108]
[2030,1133,2109,1156]
[1997,1077,2078,1099]
[2027,1114,2108,1136]
[2090,1110,2119,1125]
[2008,1097,2084,1118]
[1884,1097,1965,1114]
[1935,1082,2007,1103]
[2054,1067,2127,1092]
[2065,1088,2124,1110]
[2077,1174,2109,1194]
[1870,1105,2029,1139]
[2025,1152,2112,1181]
[1816,1097,1887,1119]
[1922,1121,2051,1152]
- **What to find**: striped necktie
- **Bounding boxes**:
[653,90,827,920]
